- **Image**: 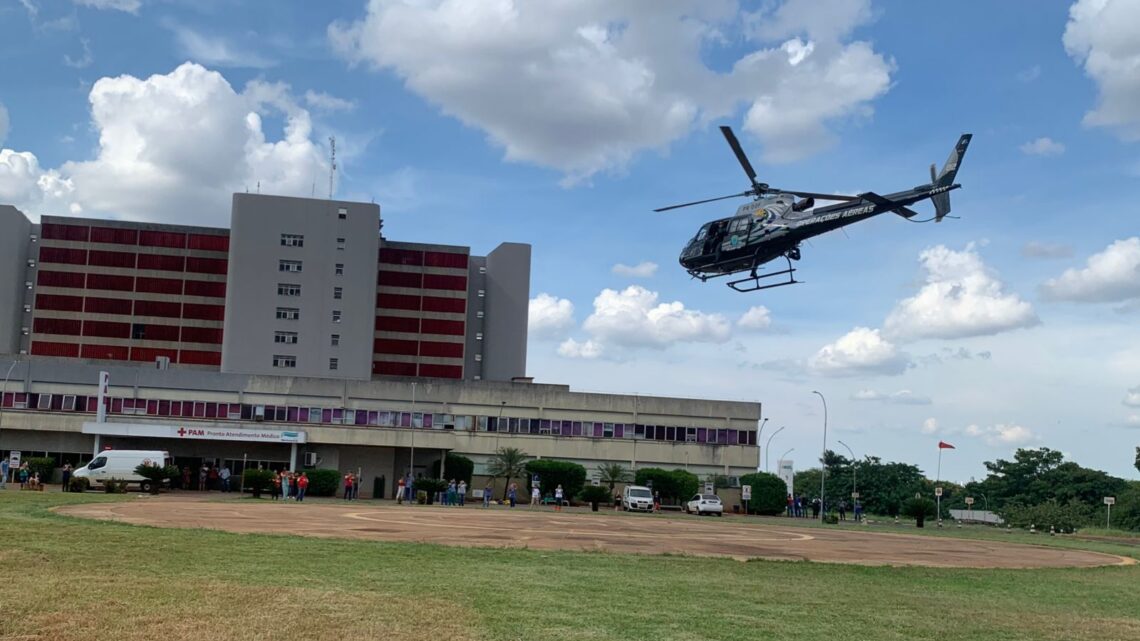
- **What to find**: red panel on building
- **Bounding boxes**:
[135,277,184,295]
[85,274,135,292]
[81,344,129,360]
[373,338,419,356]
[37,270,86,288]
[424,252,469,269]
[139,230,187,249]
[33,317,82,335]
[379,247,424,266]
[84,297,132,315]
[187,234,229,252]
[422,274,467,291]
[34,294,84,312]
[130,347,179,363]
[90,226,139,245]
[38,246,89,265]
[373,361,417,376]
[184,280,226,298]
[421,296,466,314]
[185,257,228,275]
[40,223,89,242]
[88,250,137,268]
[378,270,423,288]
[375,316,419,333]
[418,363,463,379]
[377,293,421,311]
[31,341,80,357]
[180,326,223,344]
[178,350,221,366]
[419,340,464,358]
[421,318,465,336]
[182,303,225,321]
[137,253,186,272]
[142,324,181,341]
[134,300,182,318]
[82,320,130,338]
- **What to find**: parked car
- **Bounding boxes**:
[72,449,170,492]
[622,485,655,512]
[686,494,723,516]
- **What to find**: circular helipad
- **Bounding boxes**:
[58,497,1131,568]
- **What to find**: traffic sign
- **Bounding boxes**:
[1104,497,1115,506]
[934,487,943,497]
[851,492,860,499]
[964,497,974,506]
[741,485,752,500]
[704,483,714,494]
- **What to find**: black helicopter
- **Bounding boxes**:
[656,126,972,292]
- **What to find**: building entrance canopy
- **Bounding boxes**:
[82,422,307,444]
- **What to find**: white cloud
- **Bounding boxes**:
[612,261,658,278]
[63,37,93,69]
[528,293,575,339]
[329,0,894,181]
[558,338,603,359]
[921,417,939,435]
[1019,137,1065,156]
[1124,386,1140,407]
[1040,237,1140,303]
[853,389,932,405]
[1064,0,1140,140]
[884,244,1039,341]
[581,285,731,349]
[965,423,1037,447]
[74,0,141,13]
[1,62,326,226]
[0,103,8,146]
[1021,241,1073,259]
[304,90,357,112]
[808,327,909,377]
[1127,414,1140,427]
[737,305,772,331]
[1017,65,1041,83]
[167,23,276,69]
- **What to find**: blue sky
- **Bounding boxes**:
[2,0,1138,482]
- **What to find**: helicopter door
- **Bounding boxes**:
[725,216,752,250]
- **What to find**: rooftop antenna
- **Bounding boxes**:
[328,136,337,200]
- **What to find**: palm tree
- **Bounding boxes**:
[596,463,633,491]
[487,447,528,500]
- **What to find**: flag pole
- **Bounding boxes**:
[936,446,943,527]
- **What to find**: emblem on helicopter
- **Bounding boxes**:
[654,126,972,292]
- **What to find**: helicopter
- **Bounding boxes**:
[655,126,972,292]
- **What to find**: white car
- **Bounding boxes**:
[686,494,723,516]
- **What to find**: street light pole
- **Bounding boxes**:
[764,426,785,472]
[755,417,768,471]
[812,390,827,523]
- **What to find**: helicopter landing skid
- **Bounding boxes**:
[726,255,799,293]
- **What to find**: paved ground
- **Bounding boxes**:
[58,497,1131,568]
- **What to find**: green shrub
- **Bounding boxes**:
[1002,500,1093,532]
[902,497,936,527]
[304,469,341,496]
[24,457,57,484]
[823,513,839,525]
[671,469,700,503]
[242,469,274,496]
[69,477,90,493]
[739,472,788,515]
[578,485,611,505]
[414,478,448,504]
[103,479,129,494]
[524,459,587,501]
[431,454,474,487]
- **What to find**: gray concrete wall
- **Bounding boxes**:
[463,256,487,380]
[223,194,380,380]
[0,206,32,355]
[483,243,531,381]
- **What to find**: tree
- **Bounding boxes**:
[633,468,699,504]
[1134,447,1139,474]
[525,459,587,501]
[431,453,474,486]
[487,447,529,500]
[739,472,787,515]
[902,496,936,528]
[595,463,632,491]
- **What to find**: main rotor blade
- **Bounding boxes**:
[654,190,753,212]
[778,189,861,202]
[719,126,759,186]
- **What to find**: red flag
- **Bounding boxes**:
[938,441,956,449]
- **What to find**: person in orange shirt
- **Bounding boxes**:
[396,475,406,504]
[343,472,355,501]
[296,472,309,502]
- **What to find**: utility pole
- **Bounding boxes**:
[756,417,768,471]
[764,426,785,472]
[812,390,827,523]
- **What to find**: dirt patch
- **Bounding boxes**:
[57,497,1131,569]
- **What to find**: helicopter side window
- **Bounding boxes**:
[729,216,750,233]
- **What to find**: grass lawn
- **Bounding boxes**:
[1,492,1138,641]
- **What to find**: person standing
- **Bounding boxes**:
[296,472,309,502]
[181,466,191,491]
[457,480,467,506]
[786,494,793,517]
[483,481,493,508]
[653,491,661,513]
[60,463,73,492]
[554,484,564,512]
[0,457,8,489]
[508,482,517,508]
[396,475,406,504]
[219,465,232,493]
[530,485,540,508]
[343,472,355,500]
[838,499,848,522]
[446,479,457,507]
[198,464,208,491]
[271,472,282,501]
[18,463,29,489]
[207,465,219,491]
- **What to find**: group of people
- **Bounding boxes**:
[1,461,44,490]
[272,470,309,501]
[785,494,863,521]
[178,464,233,492]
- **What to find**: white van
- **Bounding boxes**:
[73,450,170,492]
[622,485,655,512]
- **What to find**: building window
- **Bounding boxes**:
[477,289,485,297]
[276,307,300,320]
[474,353,482,362]
[277,283,301,296]
[279,260,303,273]
[475,332,483,340]
[131,323,146,340]
[476,311,484,318]
[336,238,346,250]
[335,263,344,276]
[479,266,487,274]
[330,334,340,347]
[333,286,343,300]
[604,423,615,438]
[274,331,298,345]
[329,358,339,370]
[280,234,304,247]
[332,310,342,323]
[272,355,297,368]
[337,207,347,219]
